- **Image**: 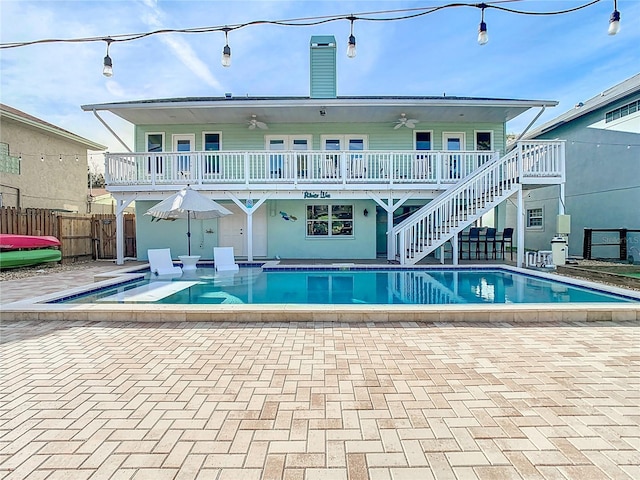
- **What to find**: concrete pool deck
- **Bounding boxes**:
[1,262,639,479]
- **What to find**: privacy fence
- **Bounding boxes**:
[0,207,136,263]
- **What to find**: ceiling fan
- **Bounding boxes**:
[248,115,268,130]
[394,113,419,129]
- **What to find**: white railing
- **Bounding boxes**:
[392,140,565,264]
[104,150,496,187]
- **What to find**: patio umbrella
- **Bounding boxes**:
[145,186,232,255]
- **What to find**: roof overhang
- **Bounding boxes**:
[81,96,558,126]
[1,107,106,151]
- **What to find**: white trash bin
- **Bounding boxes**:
[550,236,568,266]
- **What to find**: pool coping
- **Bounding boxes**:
[2,263,639,323]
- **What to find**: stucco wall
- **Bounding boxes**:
[526,92,640,256]
[0,118,91,211]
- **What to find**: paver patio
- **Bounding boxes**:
[0,317,638,480]
[1,263,638,478]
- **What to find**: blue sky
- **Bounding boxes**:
[1,0,639,161]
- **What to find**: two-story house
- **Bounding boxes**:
[523,74,639,260]
[83,36,565,266]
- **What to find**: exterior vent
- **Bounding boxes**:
[310,36,337,99]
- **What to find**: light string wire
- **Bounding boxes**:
[0,0,604,50]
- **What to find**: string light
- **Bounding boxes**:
[0,0,615,76]
[221,28,231,68]
[477,4,488,46]
[14,153,87,162]
[102,39,113,77]
[608,0,621,35]
[347,16,357,59]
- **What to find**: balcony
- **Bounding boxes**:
[104,142,564,191]
[105,150,497,190]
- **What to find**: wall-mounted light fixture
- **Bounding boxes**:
[363,208,369,217]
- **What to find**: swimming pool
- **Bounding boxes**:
[56,266,638,305]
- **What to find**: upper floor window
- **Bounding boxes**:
[203,133,221,175]
[145,133,164,175]
[415,132,432,150]
[204,133,220,151]
[147,133,163,152]
[475,131,492,151]
[606,100,638,123]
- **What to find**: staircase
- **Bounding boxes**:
[391,141,565,265]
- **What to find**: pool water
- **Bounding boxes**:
[59,267,637,305]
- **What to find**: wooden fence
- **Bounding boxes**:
[0,207,136,263]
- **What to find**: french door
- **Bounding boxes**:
[266,136,312,179]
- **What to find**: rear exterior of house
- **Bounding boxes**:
[83,36,565,266]
[524,74,640,259]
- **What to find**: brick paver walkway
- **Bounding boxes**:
[0,319,638,479]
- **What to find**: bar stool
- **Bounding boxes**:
[497,228,514,260]
[484,227,497,259]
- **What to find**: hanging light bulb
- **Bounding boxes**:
[608,0,621,35]
[347,17,357,58]
[75,155,79,162]
[477,6,489,45]
[40,154,44,162]
[221,28,231,67]
[59,154,63,162]
[103,39,113,77]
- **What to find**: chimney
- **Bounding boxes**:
[310,36,337,99]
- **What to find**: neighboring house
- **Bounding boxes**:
[88,188,135,214]
[0,104,106,212]
[523,74,640,259]
[82,36,565,265]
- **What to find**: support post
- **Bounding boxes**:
[516,186,524,267]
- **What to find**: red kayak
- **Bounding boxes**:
[0,234,61,250]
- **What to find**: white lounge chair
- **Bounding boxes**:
[214,247,239,272]
[148,248,183,276]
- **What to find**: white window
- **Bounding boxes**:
[146,132,164,175]
[202,132,222,175]
[475,131,493,151]
[527,207,544,229]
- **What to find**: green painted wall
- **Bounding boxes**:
[136,199,226,260]
[135,122,505,152]
[310,35,337,99]
[266,199,377,259]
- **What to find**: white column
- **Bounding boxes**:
[517,186,524,267]
[246,210,254,262]
[116,211,124,265]
[452,237,459,266]
[115,195,135,265]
